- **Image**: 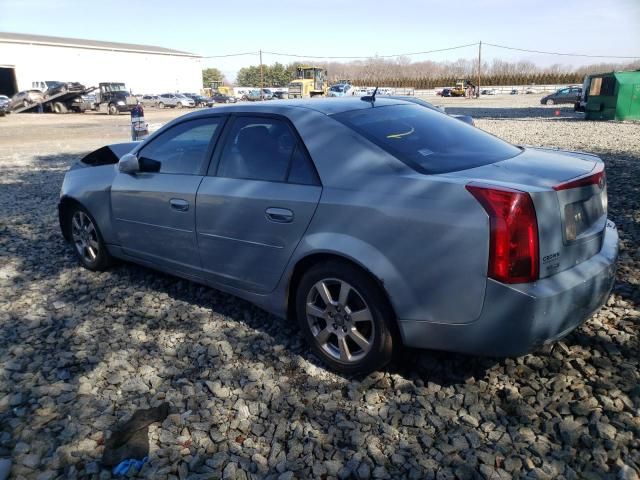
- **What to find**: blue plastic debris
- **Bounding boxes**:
[112,457,148,476]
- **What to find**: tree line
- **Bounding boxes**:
[204,58,640,88]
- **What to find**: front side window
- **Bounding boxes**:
[137,118,222,174]
[333,104,521,174]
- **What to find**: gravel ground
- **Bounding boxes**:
[0,99,639,480]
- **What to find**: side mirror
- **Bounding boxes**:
[118,153,139,173]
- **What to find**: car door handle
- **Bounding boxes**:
[265,207,293,223]
[170,198,189,212]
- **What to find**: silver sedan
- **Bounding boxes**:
[58,97,618,373]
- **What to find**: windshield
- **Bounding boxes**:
[330,85,346,92]
[333,104,521,174]
[104,83,127,92]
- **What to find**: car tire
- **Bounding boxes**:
[546,99,555,106]
[296,261,396,375]
[23,100,30,108]
[53,102,68,114]
[64,204,112,271]
[176,102,183,109]
[158,102,165,109]
[108,103,118,115]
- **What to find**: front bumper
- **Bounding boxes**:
[399,221,618,356]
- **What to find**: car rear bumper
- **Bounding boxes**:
[399,220,618,356]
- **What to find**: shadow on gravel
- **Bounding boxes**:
[1,140,639,479]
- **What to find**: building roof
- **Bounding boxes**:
[0,32,200,57]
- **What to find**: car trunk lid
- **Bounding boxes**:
[444,147,607,280]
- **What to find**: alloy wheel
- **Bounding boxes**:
[306,278,375,363]
[71,211,100,264]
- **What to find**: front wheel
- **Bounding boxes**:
[108,103,118,115]
[546,99,555,105]
[296,262,395,374]
[176,102,183,109]
[65,206,112,271]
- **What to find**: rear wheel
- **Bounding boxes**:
[546,99,555,105]
[296,261,395,374]
[158,102,165,109]
[65,205,112,271]
[53,102,68,114]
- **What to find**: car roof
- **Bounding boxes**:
[181,96,412,118]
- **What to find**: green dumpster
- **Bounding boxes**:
[584,70,640,121]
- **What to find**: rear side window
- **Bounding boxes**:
[217,116,319,185]
[333,105,521,174]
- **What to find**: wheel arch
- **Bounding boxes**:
[58,195,85,242]
[285,251,403,343]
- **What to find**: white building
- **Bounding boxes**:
[0,32,202,97]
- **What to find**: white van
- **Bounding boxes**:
[233,87,255,100]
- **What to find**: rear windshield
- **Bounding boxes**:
[333,104,521,174]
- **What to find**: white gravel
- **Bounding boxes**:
[0,101,638,479]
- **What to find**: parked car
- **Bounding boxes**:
[184,93,210,107]
[510,89,519,95]
[481,89,497,95]
[272,91,288,99]
[0,95,9,116]
[157,93,195,109]
[9,90,44,110]
[211,93,236,104]
[58,97,617,374]
[261,89,274,100]
[541,86,582,105]
[243,89,262,101]
[328,83,355,97]
[439,88,452,97]
[141,95,160,108]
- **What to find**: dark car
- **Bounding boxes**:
[0,95,9,116]
[183,93,210,107]
[44,81,85,98]
[541,86,582,106]
[439,89,452,97]
[211,93,236,104]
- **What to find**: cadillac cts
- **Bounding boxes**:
[58,97,618,374]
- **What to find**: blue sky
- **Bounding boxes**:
[1,0,638,81]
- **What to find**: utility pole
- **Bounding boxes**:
[259,49,264,101]
[477,41,482,98]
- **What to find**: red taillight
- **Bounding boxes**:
[553,163,605,191]
[466,184,539,284]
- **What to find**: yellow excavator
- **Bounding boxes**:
[288,66,329,98]
[451,79,467,97]
[208,81,232,97]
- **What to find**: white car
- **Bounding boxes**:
[157,93,195,109]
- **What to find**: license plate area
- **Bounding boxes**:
[564,191,606,242]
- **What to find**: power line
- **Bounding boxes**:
[202,51,258,58]
[484,42,640,59]
[201,42,640,61]
[260,43,479,59]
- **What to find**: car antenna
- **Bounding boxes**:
[361,86,378,104]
